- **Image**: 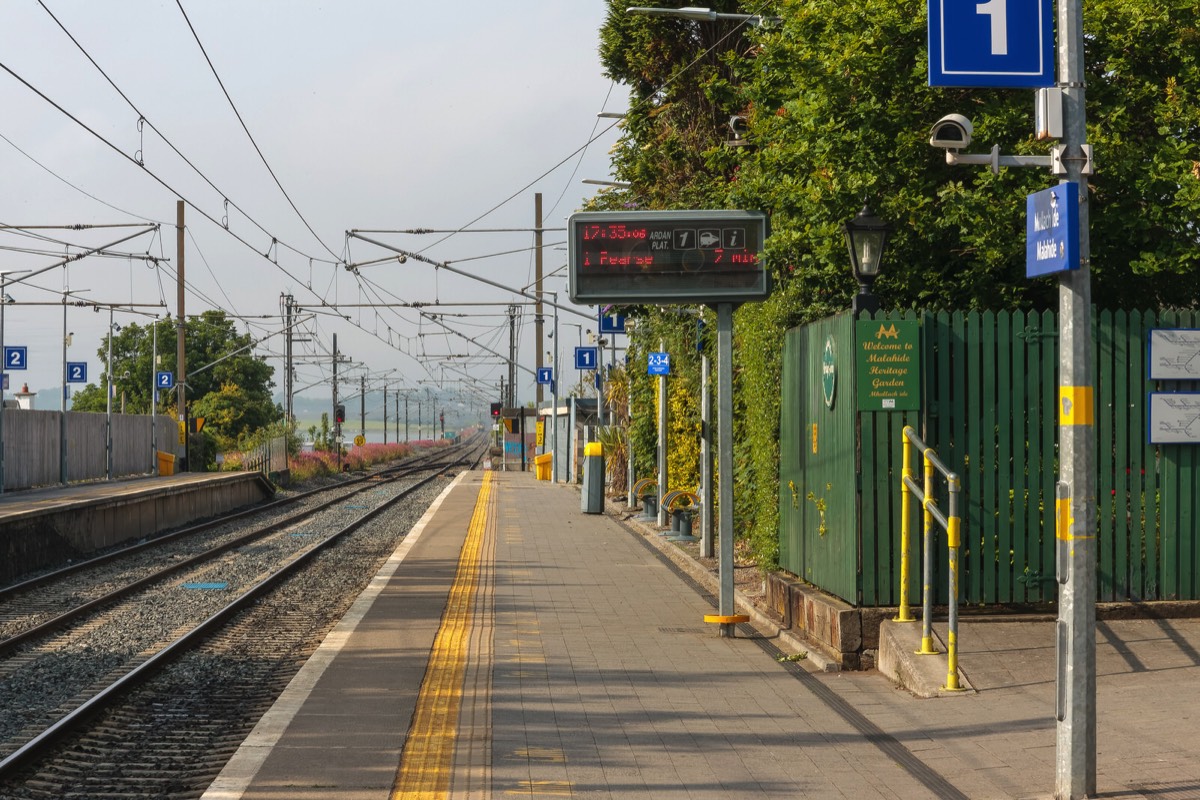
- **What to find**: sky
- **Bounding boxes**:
[0,1,625,420]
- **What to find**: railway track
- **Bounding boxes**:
[0,434,486,797]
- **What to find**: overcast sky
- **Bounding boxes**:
[0,1,624,415]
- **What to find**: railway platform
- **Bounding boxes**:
[0,470,274,583]
[202,469,1200,799]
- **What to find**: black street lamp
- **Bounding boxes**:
[842,204,892,316]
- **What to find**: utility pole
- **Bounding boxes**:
[394,391,399,443]
[1055,0,1096,794]
[175,201,187,472]
[507,305,518,408]
[332,333,341,472]
[283,293,295,427]
[383,384,388,444]
[404,393,409,442]
[535,192,544,406]
[360,375,366,439]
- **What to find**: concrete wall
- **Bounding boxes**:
[0,472,274,583]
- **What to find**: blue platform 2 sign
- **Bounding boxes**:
[574,347,599,371]
[4,346,27,371]
[598,312,626,335]
[66,362,88,383]
[156,371,175,390]
[536,367,554,385]
[1026,182,1080,277]
[648,352,671,376]
[928,0,1054,87]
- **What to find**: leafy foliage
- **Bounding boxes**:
[596,0,1200,570]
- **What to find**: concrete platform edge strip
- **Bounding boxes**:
[198,471,469,800]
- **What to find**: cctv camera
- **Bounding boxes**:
[728,115,750,139]
[929,114,973,150]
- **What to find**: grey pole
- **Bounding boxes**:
[552,292,560,483]
[701,352,714,559]
[60,286,68,484]
[0,269,31,494]
[151,318,158,472]
[105,307,114,481]
[716,303,736,636]
[1055,0,1096,793]
[657,339,669,527]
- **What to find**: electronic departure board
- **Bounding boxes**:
[568,210,770,304]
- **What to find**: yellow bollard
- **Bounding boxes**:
[896,431,914,622]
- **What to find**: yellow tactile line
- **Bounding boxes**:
[392,471,493,800]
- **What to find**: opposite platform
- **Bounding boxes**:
[204,470,1200,800]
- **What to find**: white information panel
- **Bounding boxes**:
[1148,329,1200,380]
[1148,393,1200,444]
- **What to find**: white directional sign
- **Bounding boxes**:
[928,0,1055,87]
[1149,393,1200,444]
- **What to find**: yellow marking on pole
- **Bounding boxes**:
[704,614,749,624]
[947,515,961,549]
[391,472,493,800]
[1059,386,1094,426]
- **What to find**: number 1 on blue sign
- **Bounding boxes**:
[976,0,1008,54]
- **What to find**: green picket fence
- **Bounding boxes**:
[780,309,1200,607]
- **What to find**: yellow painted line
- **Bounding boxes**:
[391,472,493,800]
[504,780,573,797]
[512,747,567,763]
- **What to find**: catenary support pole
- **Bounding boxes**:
[701,351,714,559]
[176,201,187,472]
[1055,0,1096,793]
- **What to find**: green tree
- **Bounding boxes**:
[72,310,280,451]
[597,0,1200,569]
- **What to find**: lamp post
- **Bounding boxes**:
[842,204,892,316]
[626,5,781,26]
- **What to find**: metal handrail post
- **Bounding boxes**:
[944,471,965,690]
[896,431,914,622]
[918,450,939,655]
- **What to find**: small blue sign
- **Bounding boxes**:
[157,370,175,389]
[598,313,626,335]
[537,367,554,385]
[66,362,88,383]
[1026,183,1080,277]
[928,0,1054,87]
[575,346,599,370]
[648,352,671,376]
[4,346,27,371]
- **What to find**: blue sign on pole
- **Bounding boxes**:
[928,0,1054,87]
[537,367,554,385]
[157,370,176,390]
[4,346,27,371]
[1026,182,1080,277]
[598,312,626,335]
[574,346,599,370]
[66,362,88,383]
[648,352,671,376]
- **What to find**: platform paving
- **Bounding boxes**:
[210,470,1200,799]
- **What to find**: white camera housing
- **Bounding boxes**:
[929,114,973,150]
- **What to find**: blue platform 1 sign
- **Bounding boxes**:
[928,0,1054,87]
[157,370,175,390]
[1026,183,1080,277]
[536,367,554,385]
[574,347,599,371]
[66,362,87,383]
[598,312,626,335]
[648,352,671,376]
[4,346,27,371]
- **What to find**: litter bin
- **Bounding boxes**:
[671,508,695,539]
[580,441,604,514]
[534,453,553,481]
[157,450,176,476]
